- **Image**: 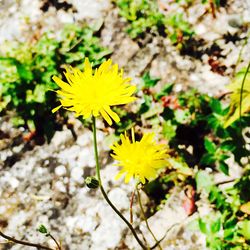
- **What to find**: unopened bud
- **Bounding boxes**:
[85,176,99,189]
[37,224,48,234]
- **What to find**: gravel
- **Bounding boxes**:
[1,0,249,249]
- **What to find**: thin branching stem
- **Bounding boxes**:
[130,189,136,224]
[48,234,61,250]
[239,61,250,127]
[239,61,250,163]
[92,117,148,250]
[136,186,163,250]
[234,32,249,76]
[0,230,54,250]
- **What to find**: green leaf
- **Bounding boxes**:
[211,218,221,233]
[14,61,33,81]
[224,68,250,128]
[204,137,216,153]
[200,153,216,165]
[224,228,235,240]
[240,220,250,240]
[219,161,229,175]
[155,83,174,100]
[220,140,236,151]
[214,0,221,7]
[142,72,160,88]
[210,98,223,114]
[199,219,210,234]
[219,154,230,161]
[138,95,152,114]
[162,120,176,140]
[224,216,237,229]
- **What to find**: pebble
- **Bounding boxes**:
[55,165,67,176]
[51,130,73,149]
[71,167,84,183]
[0,0,248,249]
[54,181,67,193]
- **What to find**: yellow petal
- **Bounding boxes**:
[115,170,125,180]
[104,106,120,123]
[100,109,112,125]
[84,58,92,76]
[52,76,71,92]
[125,173,132,183]
[52,105,62,113]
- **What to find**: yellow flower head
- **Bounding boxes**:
[52,58,136,125]
[110,131,168,184]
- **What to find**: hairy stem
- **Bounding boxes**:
[92,117,148,250]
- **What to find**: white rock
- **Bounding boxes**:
[108,187,130,210]
[91,224,122,250]
[57,10,74,23]
[72,0,111,20]
[76,131,92,147]
[174,83,183,92]
[51,130,73,148]
[77,148,95,167]
[194,24,207,36]
[55,165,67,176]
[65,216,79,232]
[71,167,84,183]
[81,216,98,233]
[54,181,67,193]
[0,205,6,214]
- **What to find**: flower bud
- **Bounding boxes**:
[85,176,99,189]
[37,224,48,234]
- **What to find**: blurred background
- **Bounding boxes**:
[0,0,250,249]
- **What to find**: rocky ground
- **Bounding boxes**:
[0,0,250,249]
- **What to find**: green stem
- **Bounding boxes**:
[92,117,102,186]
[234,32,249,76]
[239,61,250,127]
[136,186,163,250]
[239,61,250,163]
[92,117,148,250]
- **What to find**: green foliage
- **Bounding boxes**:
[115,0,194,46]
[196,169,250,249]
[115,0,166,39]
[240,221,250,240]
[0,24,110,141]
[112,70,249,247]
[114,71,249,175]
[164,13,194,47]
[141,72,160,88]
[224,67,250,128]
[162,120,176,141]
[202,0,222,8]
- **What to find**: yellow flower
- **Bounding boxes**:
[110,131,168,184]
[52,58,136,125]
